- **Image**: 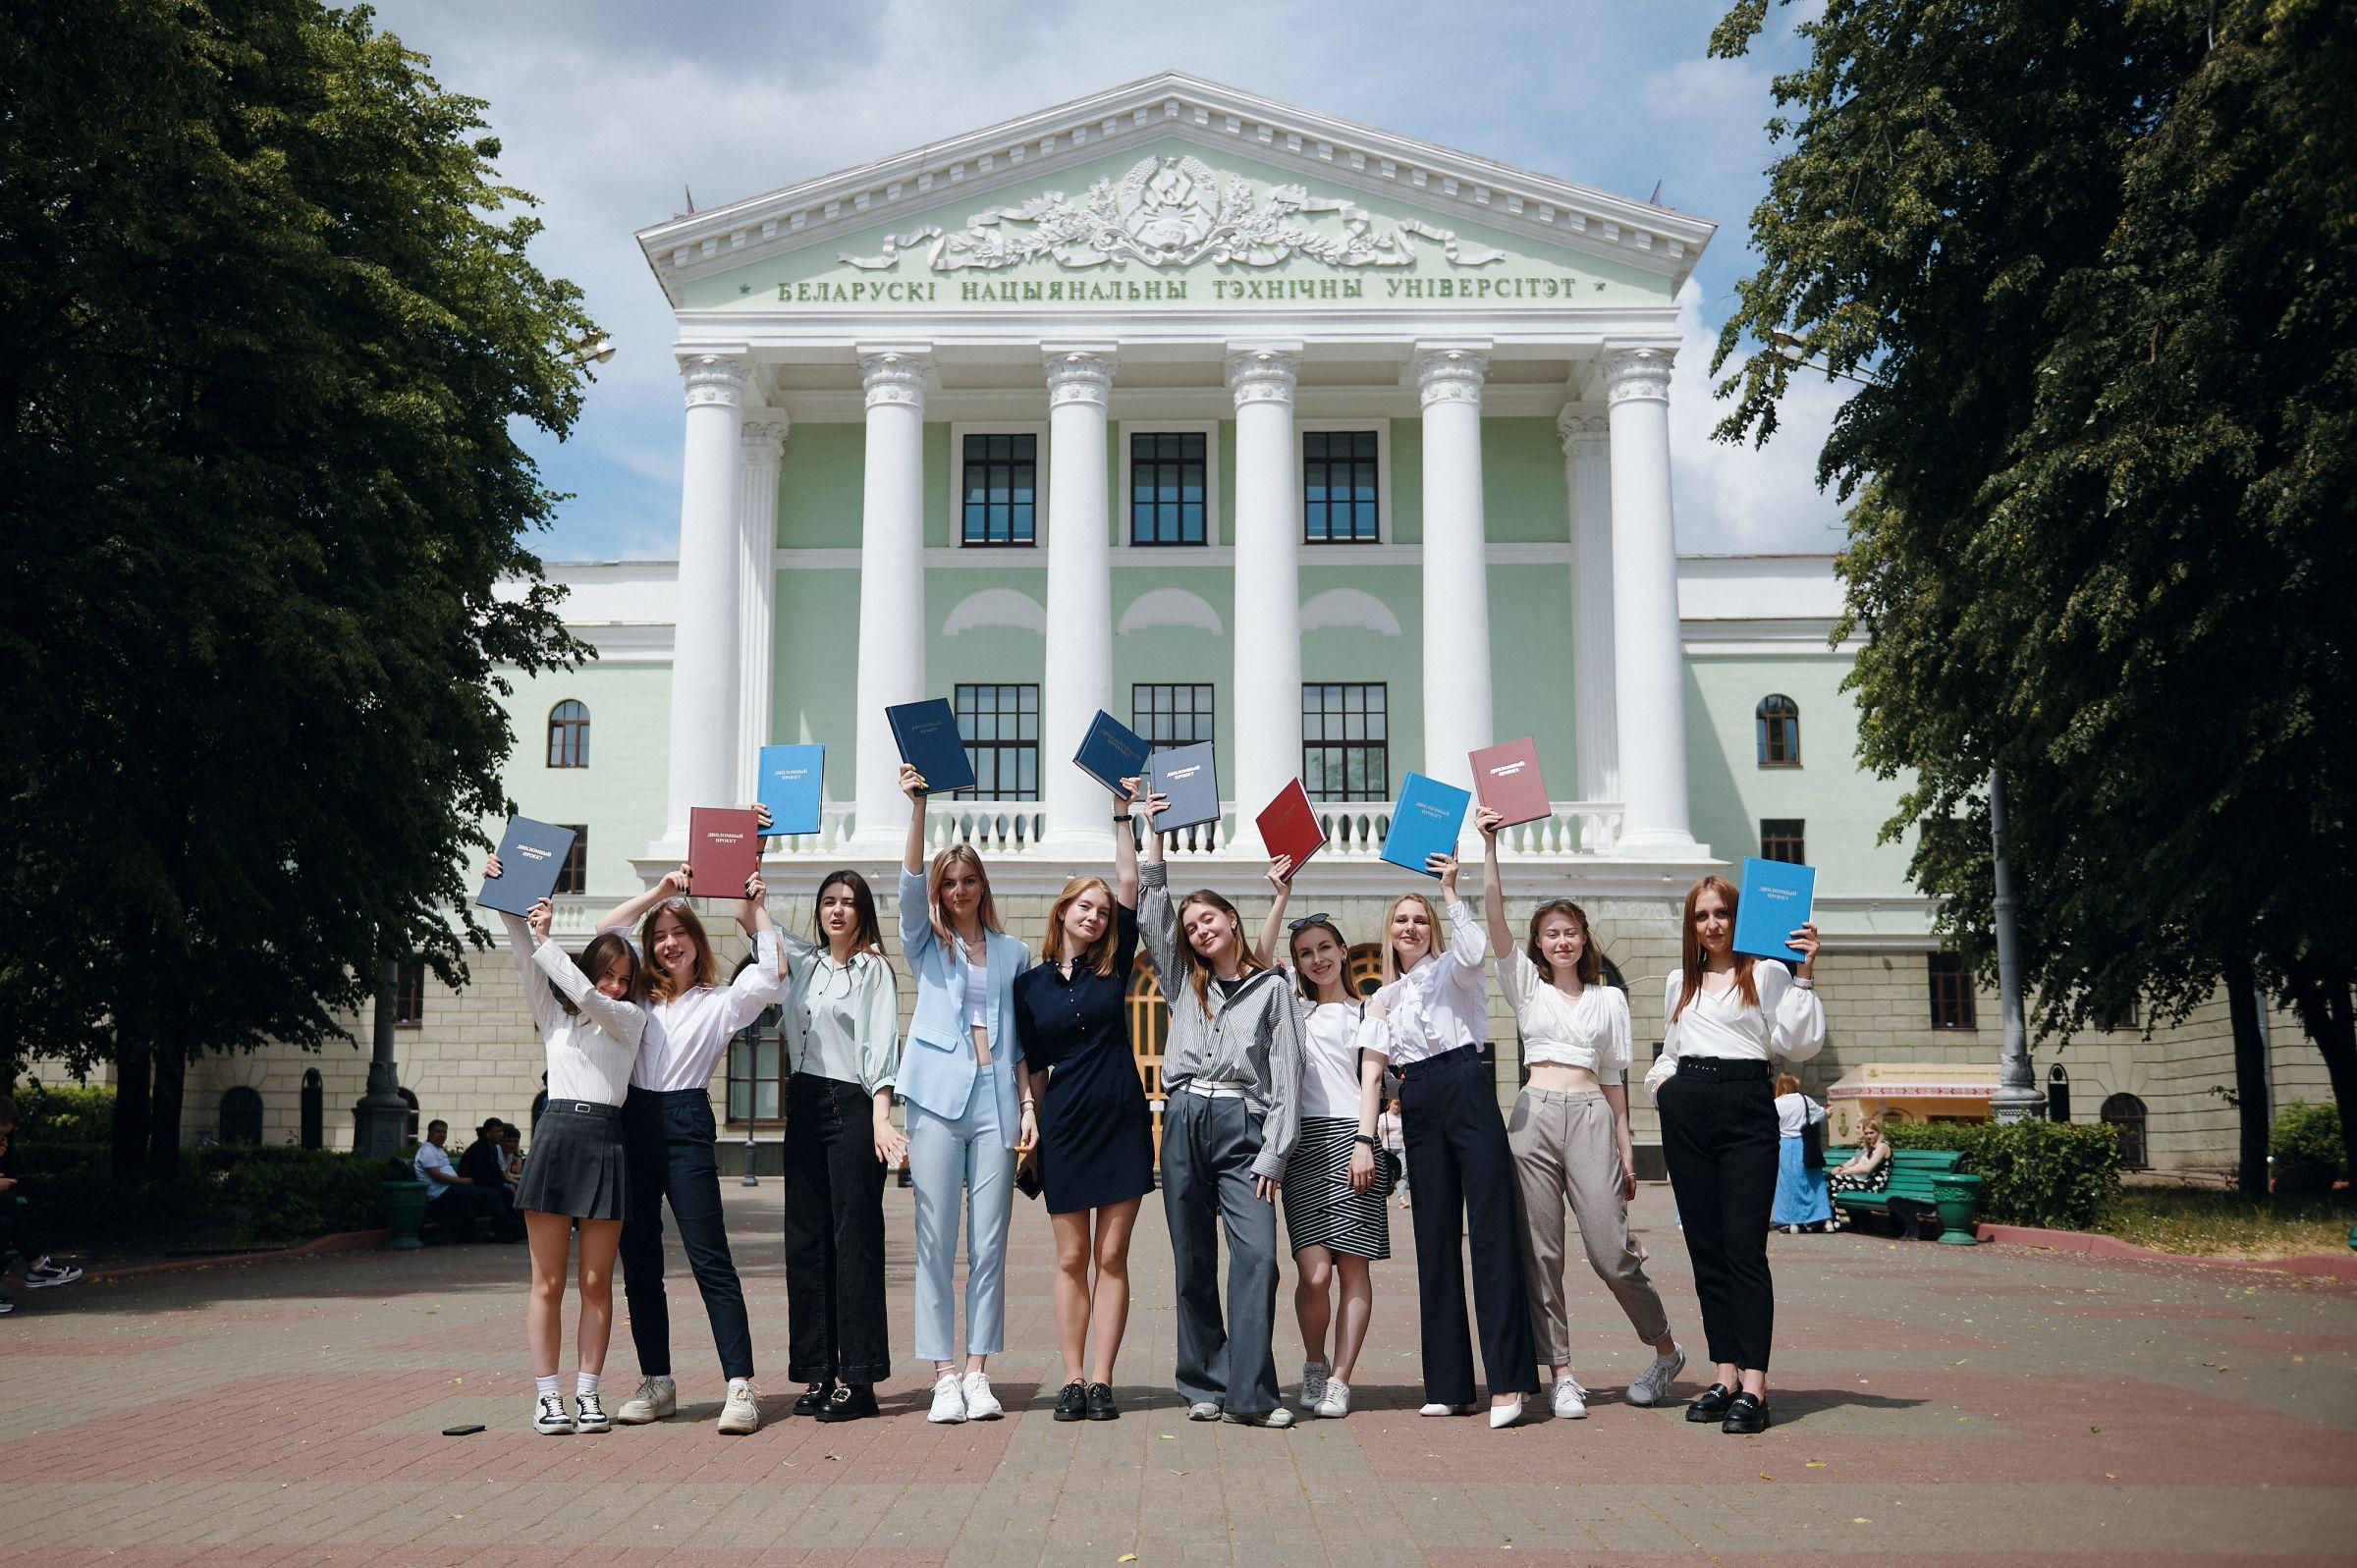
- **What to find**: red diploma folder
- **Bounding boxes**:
[1469,737,1550,828]
[687,807,761,899]
[1254,779,1329,879]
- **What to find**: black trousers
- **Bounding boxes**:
[620,1087,754,1380]
[1656,1060,1781,1372]
[1398,1048,1540,1403]
[431,1182,520,1238]
[4,1195,42,1262]
[782,1073,891,1386]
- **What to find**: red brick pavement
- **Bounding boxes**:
[2,1184,2352,1564]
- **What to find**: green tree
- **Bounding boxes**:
[1709,0,2357,1186]
[0,1,594,1173]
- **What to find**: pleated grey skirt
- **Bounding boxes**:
[517,1101,628,1220]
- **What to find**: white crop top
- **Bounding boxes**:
[957,936,988,1030]
[1495,945,1632,1079]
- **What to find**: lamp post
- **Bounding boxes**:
[353,955,410,1159]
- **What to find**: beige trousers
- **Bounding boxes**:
[1506,1087,1672,1364]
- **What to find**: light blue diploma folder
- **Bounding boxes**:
[1379,773,1471,876]
[756,743,825,837]
[1733,857,1816,961]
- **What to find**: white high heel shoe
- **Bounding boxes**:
[1488,1395,1528,1430]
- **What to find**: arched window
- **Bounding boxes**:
[2101,1093,2148,1169]
[301,1068,324,1150]
[1127,959,1171,1167]
[1756,694,1801,767]
[2047,1063,2072,1124]
[547,700,590,768]
[396,1087,420,1143]
[1344,943,1387,998]
[218,1086,264,1146]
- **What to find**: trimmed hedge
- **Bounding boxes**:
[2271,1101,2345,1195]
[1884,1117,2124,1230]
[8,1081,113,1142]
[15,1142,387,1249]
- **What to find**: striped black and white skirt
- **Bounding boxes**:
[1282,1116,1391,1261]
[516,1100,628,1221]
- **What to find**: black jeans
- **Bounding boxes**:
[1656,1059,1781,1372]
[431,1181,520,1238]
[4,1195,42,1262]
[620,1088,754,1380]
[1398,1048,1540,1404]
[782,1073,890,1386]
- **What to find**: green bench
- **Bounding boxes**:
[1822,1146,1968,1237]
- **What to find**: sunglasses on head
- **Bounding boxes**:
[1288,913,1334,933]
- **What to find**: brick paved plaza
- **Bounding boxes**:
[4,1185,2352,1566]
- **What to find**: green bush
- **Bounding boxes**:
[2271,1101,2346,1195]
[8,1081,113,1142]
[195,1145,387,1246]
[1884,1117,2124,1229]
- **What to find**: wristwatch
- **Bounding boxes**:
[1353,1133,1379,1149]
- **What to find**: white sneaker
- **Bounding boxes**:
[532,1393,574,1434]
[615,1376,677,1425]
[1186,1400,1223,1421]
[717,1379,761,1434]
[1314,1378,1352,1420]
[1550,1376,1590,1420]
[573,1391,612,1433]
[1300,1361,1331,1410]
[23,1261,81,1288]
[1627,1346,1687,1407]
[1489,1395,1529,1430]
[1222,1405,1294,1428]
[960,1370,1003,1421]
[1419,1401,1476,1417]
[927,1372,968,1424]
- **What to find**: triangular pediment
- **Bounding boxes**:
[635,71,1714,307]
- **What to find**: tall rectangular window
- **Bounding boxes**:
[960,433,1037,546]
[955,683,1039,799]
[1302,682,1389,801]
[1303,430,1380,543]
[1759,819,1806,864]
[726,1014,784,1124]
[554,826,588,896]
[1927,952,1978,1030]
[394,960,425,1029]
[1131,683,1215,751]
[1129,432,1207,546]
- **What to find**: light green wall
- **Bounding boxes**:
[495,661,672,897]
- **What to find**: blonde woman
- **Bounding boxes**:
[898,763,1035,1424]
[1829,1117,1892,1195]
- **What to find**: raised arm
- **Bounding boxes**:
[1135,857,1180,995]
[1253,855,1294,970]
[592,863,688,937]
[499,904,562,1037]
[1112,776,1145,908]
[899,762,930,878]
[531,931,647,1051]
[1434,855,1488,977]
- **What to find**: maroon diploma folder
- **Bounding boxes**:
[1255,779,1328,879]
[687,807,762,898]
[1469,737,1550,828]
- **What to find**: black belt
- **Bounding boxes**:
[545,1099,622,1119]
[1397,1044,1485,1078]
[1673,1056,1772,1081]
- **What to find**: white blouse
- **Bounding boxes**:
[1495,946,1632,1080]
[956,936,989,1030]
[503,913,644,1107]
[1368,899,1490,1068]
[1298,999,1381,1120]
[614,928,786,1093]
[1776,1092,1827,1138]
[1643,958,1825,1102]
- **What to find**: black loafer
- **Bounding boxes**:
[1054,1379,1090,1422]
[793,1379,832,1418]
[815,1383,878,1423]
[1721,1392,1771,1434]
[1086,1381,1121,1421]
[1684,1382,1735,1423]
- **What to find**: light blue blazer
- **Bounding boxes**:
[896,865,1031,1148]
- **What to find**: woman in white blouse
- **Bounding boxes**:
[1367,857,1541,1430]
[1475,809,1685,1421]
[1641,874,1823,1434]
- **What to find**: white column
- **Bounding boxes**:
[1039,346,1118,858]
[848,347,931,853]
[1413,344,1494,802]
[662,350,748,845]
[1603,345,1708,858]
[1558,406,1618,807]
[1227,343,1302,853]
[737,414,787,801]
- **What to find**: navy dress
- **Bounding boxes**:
[1014,904,1155,1215]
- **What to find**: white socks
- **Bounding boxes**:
[535,1375,560,1398]
[576,1372,600,1396]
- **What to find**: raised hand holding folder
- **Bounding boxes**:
[1733,857,1817,962]
[886,698,977,796]
[1255,779,1327,878]
[1378,773,1472,877]
[476,818,576,917]
[1146,741,1221,832]
[756,744,825,838]
[688,807,762,899]
[1469,737,1549,828]
[1073,710,1152,796]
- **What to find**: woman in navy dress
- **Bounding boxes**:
[1013,778,1156,1422]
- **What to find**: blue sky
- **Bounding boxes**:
[365,0,1845,562]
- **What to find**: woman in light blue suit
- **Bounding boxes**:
[897,763,1036,1424]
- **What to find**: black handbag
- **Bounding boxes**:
[1369,1144,1401,1200]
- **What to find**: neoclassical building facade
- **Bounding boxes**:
[180,74,2325,1173]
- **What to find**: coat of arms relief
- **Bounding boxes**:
[840,154,1506,273]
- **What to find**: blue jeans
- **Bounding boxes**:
[905,1070,1014,1363]
[1160,1090,1280,1415]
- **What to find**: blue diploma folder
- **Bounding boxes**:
[1379,773,1471,876]
[886,699,977,796]
[1733,857,1817,962]
[1073,710,1152,796]
[755,743,825,837]
[476,817,576,917]
[1147,741,1221,832]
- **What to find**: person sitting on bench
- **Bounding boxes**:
[414,1118,522,1240]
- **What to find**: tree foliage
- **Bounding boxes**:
[1710,0,2357,1163]
[0,1,595,1167]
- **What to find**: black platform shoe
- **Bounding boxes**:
[1054,1379,1090,1422]
[1684,1382,1735,1423]
[1086,1381,1121,1421]
[1720,1391,1771,1434]
[815,1382,879,1423]
[794,1379,834,1418]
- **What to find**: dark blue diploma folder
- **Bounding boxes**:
[1378,774,1470,876]
[1733,856,1817,962]
[1147,741,1222,833]
[476,817,576,917]
[1073,710,1152,796]
[886,699,977,796]
[756,743,825,837]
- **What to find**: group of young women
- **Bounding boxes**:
[484,771,1825,1438]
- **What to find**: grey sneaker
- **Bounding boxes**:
[1628,1347,1687,1408]
[1186,1400,1223,1422]
[615,1376,677,1425]
[1300,1361,1331,1411]
[1222,1406,1295,1429]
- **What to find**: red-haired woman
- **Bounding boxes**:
[1012,779,1156,1423]
[1641,874,1823,1434]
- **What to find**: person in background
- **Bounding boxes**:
[500,1125,524,1196]
[1378,1099,1407,1207]
[1771,1072,1836,1233]
[0,1096,83,1306]
[1828,1116,1893,1197]
[413,1118,523,1240]
[456,1117,509,1192]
